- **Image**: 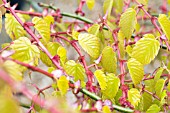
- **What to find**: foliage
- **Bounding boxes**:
[0,0,170,113]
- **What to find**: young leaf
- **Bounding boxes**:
[0,94,20,113]
[64,60,86,81]
[154,67,164,82]
[127,58,144,85]
[57,76,69,95]
[11,37,40,65]
[78,33,100,59]
[119,8,137,39]
[88,24,100,36]
[103,0,114,18]
[128,88,141,107]
[113,0,124,13]
[146,104,160,113]
[155,79,165,98]
[57,46,67,66]
[126,45,133,56]
[3,60,23,81]
[32,16,54,43]
[158,14,170,40]
[102,106,111,113]
[94,70,107,90]
[5,13,26,40]
[102,74,120,99]
[141,92,152,111]
[131,34,160,65]
[86,0,95,10]
[101,46,117,73]
[40,42,60,67]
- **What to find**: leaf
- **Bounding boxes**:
[128,88,141,107]
[113,0,124,13]
[78,33,100,59]
[64,60,86,81]
[141,92,152,111]
[0,94,20,113]
[102,106,111,113]
[155,79,165,98]
[131,34,160,65]
[154,67,164,82]
[146,104,160,113]
[88,24,100,36]
[57,76,69,95]
[101,46,117,73]
[40,42,60,67]
[103,0,114,18]
[3,60,23,81]
[118,41,125,59]
[119,8,137,39]
[102,73,120,99]
[57,46,67,66]
[5,13,26,40]
[160,90,167,105]
[86,0,95,10]
[126,45,133,56]
[127,58,144,85]
[32,16,54,43]
[158,14,170,40]
[94,70,107,90]
[11,37,40,65]
[72,30,79,40]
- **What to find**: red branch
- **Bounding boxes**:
[2,0,62,70]
[0,69,61,113]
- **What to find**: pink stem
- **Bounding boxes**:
[2,0,62,69]
[0,69,61,113]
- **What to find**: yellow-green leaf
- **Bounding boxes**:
[127,58,144,85]
[11,37,40,65]
[40,42,60,67]
[64,60,86,81]
[103,0,114,18]
[88,24,100,36]
[5,13,26,40]
[102,106,111,113]
[131,34,160,65]
[94,70,107,90]
[158,14,170,40]
[102,73,120,99]
[126,45,133,56]
[118,40,125,59]
[119,8,137,39]
[57,76,69,95]
[141,92,152,111]
[86,0,95,10]
[78,33,100,59]
[128,88,141,107]
[155,79,165,98]
[113,0,124,13]
[101,46,117,73]
[3,60,23,81]
[57,46,67,66]
[32,16,54,43]
[0,94,20,113]
[154,67,164,82]
[146,104,160,113]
